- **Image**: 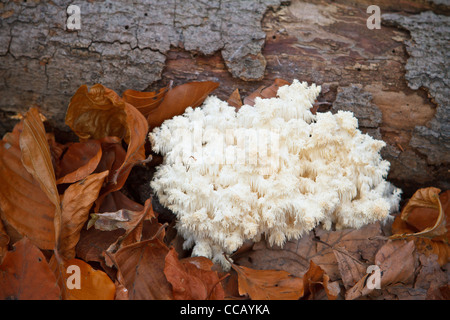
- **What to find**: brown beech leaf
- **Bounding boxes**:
[112,237,173,300]
[164,248,225,300]
[66,84,128,141]
[301,260,340,300]
[333,247,367,290]
[66,84,148,198]
[231,263,303,300]
[0,217,9,263]
[0,111,57,250]
[91,198,156,254]
[56,140,103,184]
[93,137,147,212]
[376,240,418,287]
[233,222,385,282]
[147,81,219,129]
[391,188,449,265]
[46,132,67,178]
[20,108,60,208]
[55,258,116,300]
[0,238,61,300]
[243,79,290,106]
[58,171,109,260]
[227,88,243,109]
[346,240,417,300]
[399,188,448,239]
[75,225,124,265]
[123,83,171,117]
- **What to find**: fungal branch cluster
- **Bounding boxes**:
[149,80,402,269]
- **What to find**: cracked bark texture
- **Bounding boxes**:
[1,0,449,195]
[0,0,280,133]
[382,11,450,168]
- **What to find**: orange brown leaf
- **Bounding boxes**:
[112,237,173,300]
[58,171,109,260]
[57,258,116,300]
[301,260,340,300]
[65,84,149,202]
[147,81,219,129]
[56,140,103,184]
[123,83,171,117]
[164,248,225,300]
[0,238,61,300]
[0,111,56,250]
[231,263,303,300]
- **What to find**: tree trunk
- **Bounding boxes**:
[0,0,448,195]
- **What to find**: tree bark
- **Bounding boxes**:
[0,0,448,195]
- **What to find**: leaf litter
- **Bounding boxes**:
[0,79,448,300]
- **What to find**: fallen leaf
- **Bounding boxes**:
[0,238,60,300]
[415,253,448,297]
[56,140,103,184]
[147,81,219,129]
[391,188,450,265]
[426,284,450,300]
[91,198,156,254]
[20,108,60,209]
[396,188,448,240]
[333,247,367,290]
[346,240,417,300]
[0,111,57,250]
[227,88,243,109]
[164,248,225,300]
[233,222,385,282]
[66,84,128,141]
[65,84,149,203]
[75,225,124,265]
[243,79,290,106]
[231,263,303,300]
[301,260,340,300]
[123,83,172,117]
[93,138,146,211]
[0,217,9,263]
[46,132,67,178]
[112,237,173,300]
[56,258,116,300]
[58,171,109,260]
[376,240,417,287]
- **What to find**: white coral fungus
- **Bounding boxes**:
[149,80,401,269]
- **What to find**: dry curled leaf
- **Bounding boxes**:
[112,237,173,300]
[234,222,385,282]
[301,260,340,300]
[0,218,9,263]
[164,248,225,300]
[56,140,103,184]
[346,240,417,300]
[0,110,57,250]
[54,258,116,300]
[0,238,61,300]
[231,263,303,300]
[58,171,109,260]
[391,188,450,265]
[91,198,157,254]
[146,81,219,129]
[123,83,171,117]
[333,247,367,290]
[66,84,149,200]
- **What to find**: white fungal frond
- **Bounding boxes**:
[149,80,402,270]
